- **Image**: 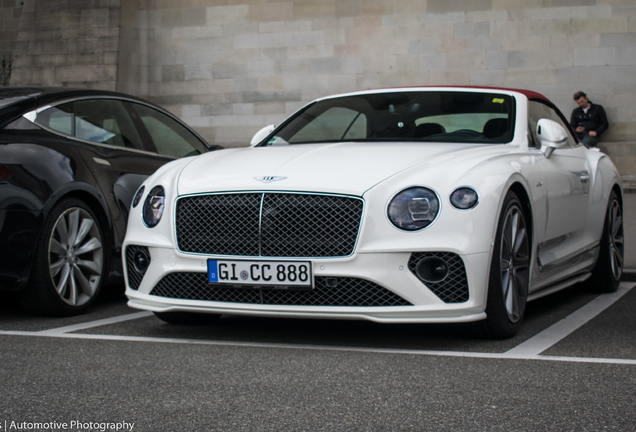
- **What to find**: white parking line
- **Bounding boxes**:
[0,284,634,366]
[1,330,635,365]
[36,311,153,336]
[505,282,633,357]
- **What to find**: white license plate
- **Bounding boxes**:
[207,259,313,289]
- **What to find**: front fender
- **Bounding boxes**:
[358,145,539,257]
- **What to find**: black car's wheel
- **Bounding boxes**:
[154,311,222,325]
[480,191,531,339]
[19,198,106,316]
[585,191,623,293]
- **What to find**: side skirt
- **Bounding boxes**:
[528,272,591,302]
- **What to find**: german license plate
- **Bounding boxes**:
[207,259,313,289]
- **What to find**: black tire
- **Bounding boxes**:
[479,191,531,339]
[18,198,108,316]
[585,191,623,293]
[154,311,222,325]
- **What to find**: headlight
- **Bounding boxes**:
[450,187,478,210]
[142,186,165,227]
[132,185,145,208]
[388,187,440,230]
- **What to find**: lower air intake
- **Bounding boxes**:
[408,252,469,303]
[150,272,412,307]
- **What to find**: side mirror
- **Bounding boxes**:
[250,124,275,147]
[536,118,567,158]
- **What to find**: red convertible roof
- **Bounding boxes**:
[396,85,552,103]
[463,86,550,103]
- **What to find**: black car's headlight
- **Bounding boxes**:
[450,187,478,210]
[142,186,165,228]
[388,187,440,230]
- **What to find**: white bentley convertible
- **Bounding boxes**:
[123,87,623,338]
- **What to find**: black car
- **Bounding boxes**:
[0,87,219,315]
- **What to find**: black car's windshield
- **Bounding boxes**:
[263,91,515,146]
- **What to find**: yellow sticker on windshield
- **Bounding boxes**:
[492,98,504,104]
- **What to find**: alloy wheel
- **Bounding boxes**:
[608,199,624,281]
[48,207,103,306]
[499,204,530,323]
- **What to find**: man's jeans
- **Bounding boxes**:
[576,132,599,149]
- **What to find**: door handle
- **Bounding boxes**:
[93,157,111,166]
[579,172,590,183]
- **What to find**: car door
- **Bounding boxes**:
[36,98,212,248]
[37,99,166,247]
[528,101,592,273]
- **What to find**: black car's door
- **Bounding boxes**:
[37,98,210,247]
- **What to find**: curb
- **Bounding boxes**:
[621,270,636,282]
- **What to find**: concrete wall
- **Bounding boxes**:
[115,0,636,148]
[9,0,636,149]
[11,0,121,90]
[0,0,22,54]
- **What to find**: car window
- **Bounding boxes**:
[415,113,507,134]
[528,100,577,148]
[74,99,144,150]
[37,103,74,135]
[129,103,208,157]
[288,107,367,143]
[266,91,515,145]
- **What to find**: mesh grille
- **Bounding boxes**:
[150,272,412,307]
[125,246,150,291]
[177,193,261,256]
[408,252,469,303]
[176,193,363,257]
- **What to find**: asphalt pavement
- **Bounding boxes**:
[0,194,634,432]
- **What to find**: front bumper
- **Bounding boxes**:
[125,247,491,324]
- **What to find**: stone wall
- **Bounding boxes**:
[119,0,636,148]
[11,0,121,90]
[0,0,22,54]
[9,0,636,149]
[0,0,23,84]
[117,0,149,96]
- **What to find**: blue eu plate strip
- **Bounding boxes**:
[208,260,218,282]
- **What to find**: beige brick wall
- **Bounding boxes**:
[10,0,636,149]
[11,0,121,90]
[0,0,23,84]
[112,0,636,148]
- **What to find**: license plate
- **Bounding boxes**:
[207,259,313,289]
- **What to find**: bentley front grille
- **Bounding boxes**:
[150,272,412,307]
[176,193,364,257]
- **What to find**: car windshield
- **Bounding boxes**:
[262,91,515,146]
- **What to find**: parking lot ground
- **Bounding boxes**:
[542,284,636,360]
[1,282,635,432]
[1,283,634,362]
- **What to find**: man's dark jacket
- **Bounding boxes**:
[570,102,608,135]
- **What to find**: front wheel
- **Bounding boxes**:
[479,191,531,339]
[18,198,106,316]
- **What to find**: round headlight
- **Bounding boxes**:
[132,185,145,208]
[142,186,165,228]
[450,187,478,210]
[388,187,440,231]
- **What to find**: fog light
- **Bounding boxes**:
[416,257,449,283]
[133,250,150,273]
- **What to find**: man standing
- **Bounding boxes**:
[570,91,608,149]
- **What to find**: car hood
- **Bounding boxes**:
[177,142,486,196]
